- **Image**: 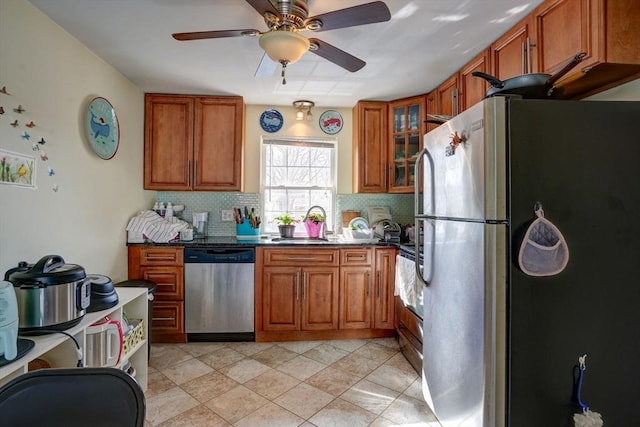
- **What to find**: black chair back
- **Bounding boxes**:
[0,367,145,427]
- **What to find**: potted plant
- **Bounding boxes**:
[273,213,299,238]
[304,212,326,238]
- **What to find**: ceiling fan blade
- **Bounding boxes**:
[305,1,391,32]
[308,38,365,72]
[172,29,258,41]
[255,53,278,77]
[244,0,280,17]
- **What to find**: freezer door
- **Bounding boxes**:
[422,218,506,427]
[420,98,506,222]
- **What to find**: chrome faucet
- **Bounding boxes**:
[305,205,331,239]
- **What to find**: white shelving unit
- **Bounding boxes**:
[0,288,148,390]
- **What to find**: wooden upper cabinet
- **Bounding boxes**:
[144,95,193,190]
[388,95,425,193]
[459,49,491,111]
[144,94,244,191]
[433,73,461,119]
[531,0,640,98]
[193,97,244,190]
[490,16,533,79]
[352,101,388,193]
[424,92,438,134]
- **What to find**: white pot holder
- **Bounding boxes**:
[518,203,569,277]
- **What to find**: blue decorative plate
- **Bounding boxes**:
[85,97,119,160]
[260,109,284,133]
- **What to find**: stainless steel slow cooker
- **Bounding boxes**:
[5,255,90,333]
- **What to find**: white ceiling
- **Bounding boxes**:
[28,0,543,108]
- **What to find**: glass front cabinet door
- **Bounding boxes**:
[388,95,426,193]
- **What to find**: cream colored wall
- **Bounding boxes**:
[244,105,353,194]
[586,78,640,100]
[0,0,152,279]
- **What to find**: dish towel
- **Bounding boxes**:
[394,254,418,308]
[126,210,189,243]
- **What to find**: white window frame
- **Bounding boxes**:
[260,136,337,236]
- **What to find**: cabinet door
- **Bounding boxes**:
[459,49,491,112]
[144,94,193,190]
[301,267,339,331]
[194,97,244,191]
[374,249,396,329]
[352,101,388,193]
[262,267,300,331]
[388,95,425,193]
[491,17,533,79]
[339,266,372,329]
[425,92,439,134]
[435,74,460,117]
[531,0,597,75]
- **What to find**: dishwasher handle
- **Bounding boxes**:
[184,247,255,263]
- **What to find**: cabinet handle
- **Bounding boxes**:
[295,271,300,300]
[286,256,319,261]
[152,317,175,321]
[367,272,371,297]
[186,160,191,187]
[347,254,366,261]
[303,272,308,299]
[377,271,382,297]
[452,88,459,116]
[521,41,526,74]
[193,159,198,186]
[525,37,532,74]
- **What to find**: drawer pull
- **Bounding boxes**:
[152,317,175,321]
[285,256,320,261]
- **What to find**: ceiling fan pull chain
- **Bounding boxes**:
[280,60,288,85]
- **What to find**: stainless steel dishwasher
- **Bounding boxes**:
[184,247,255,341]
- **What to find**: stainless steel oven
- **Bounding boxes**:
[395,246,423,373]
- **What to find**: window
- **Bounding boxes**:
[261,137,337,235]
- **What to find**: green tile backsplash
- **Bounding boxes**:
[156,192,414,236]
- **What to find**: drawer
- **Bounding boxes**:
[263,248,339,266]
[396,297,423,343]
[139,247,183,266]
[151,301,184,336]
[139,266,184,300]
[340,248,372,265]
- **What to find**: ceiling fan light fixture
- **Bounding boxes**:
[259,30,310,64]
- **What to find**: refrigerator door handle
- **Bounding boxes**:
[415,148,432,287]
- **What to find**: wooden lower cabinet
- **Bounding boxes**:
[256,246,396,342]
[339,265,372,329]
[262,266,339,332]
[151,301,185,341]
[374,248,396,329]
[127,246,186,343]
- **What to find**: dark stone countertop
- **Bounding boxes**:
[127,235,400,249]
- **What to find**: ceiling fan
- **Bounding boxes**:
[172,0,391,84]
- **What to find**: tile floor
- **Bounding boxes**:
[145,337,440,426]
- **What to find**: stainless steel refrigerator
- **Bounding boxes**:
[414,96,640,426]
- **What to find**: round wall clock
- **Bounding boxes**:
[259,109,284,133]
[319,110,343,134]
[85,97,119,160]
